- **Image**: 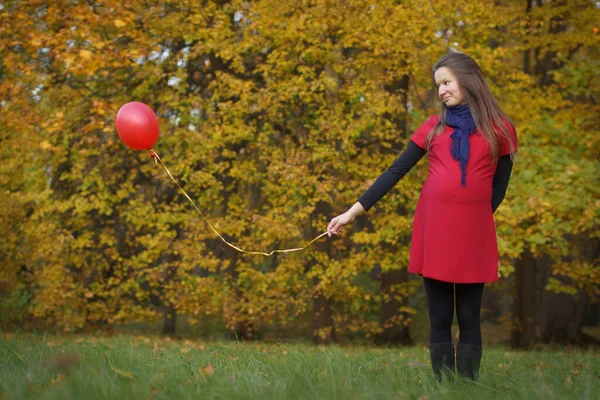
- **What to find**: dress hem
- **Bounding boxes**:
[409,270,499,284]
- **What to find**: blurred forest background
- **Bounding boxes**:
[1,0,599,349]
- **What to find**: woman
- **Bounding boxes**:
[327,52,517,382]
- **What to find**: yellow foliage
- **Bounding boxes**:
[0,0,597,336]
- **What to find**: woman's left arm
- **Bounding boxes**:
[492,155,514,213]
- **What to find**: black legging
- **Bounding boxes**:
[423,277,484,346]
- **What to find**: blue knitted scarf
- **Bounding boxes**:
[446,104,477,187]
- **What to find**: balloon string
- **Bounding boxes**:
[149,150,328,256]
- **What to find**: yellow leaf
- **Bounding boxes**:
[198,363,215,376]
[63,54,75,67]
[565,375,573,388]
[114,19,126,28]
[51,374,65,384]
[30,37,42,47]
[151,386,163,395]
[80,50,92,60]
[111,366,133,378]
[40,141,52,150]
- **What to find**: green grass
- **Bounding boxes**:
[0,332,597,400]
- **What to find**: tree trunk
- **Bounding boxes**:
[376,74,412,345]
[385,74,410,138]
[537,243,600,346]
[378,268,413,345]
[222,245,255,340]
[162,305,176,336]
[538,289,596,345]
[312,281,335,345]
[311,201,335,345]
[511,247,538,349]
[312,286,334,345]
[523,0,533,74]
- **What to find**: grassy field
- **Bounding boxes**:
[0,332,598,400]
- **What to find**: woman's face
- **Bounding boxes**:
[434,67,464,107]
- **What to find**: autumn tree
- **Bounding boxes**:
[1,0,597,345]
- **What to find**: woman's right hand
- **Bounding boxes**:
[327,212,356,237]
[327,202,366,237]
[327,212,354,237]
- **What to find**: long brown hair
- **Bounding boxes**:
[426,53,517,161]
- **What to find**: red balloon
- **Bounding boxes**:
[115,102,159,150]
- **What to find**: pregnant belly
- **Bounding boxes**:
[422,174,492,204]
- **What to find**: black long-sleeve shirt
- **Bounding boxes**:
[357,140,513,213]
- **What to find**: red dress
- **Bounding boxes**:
[408,115,517,283]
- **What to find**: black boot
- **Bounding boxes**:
[456,343,482,380]
[429,342,455,382]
